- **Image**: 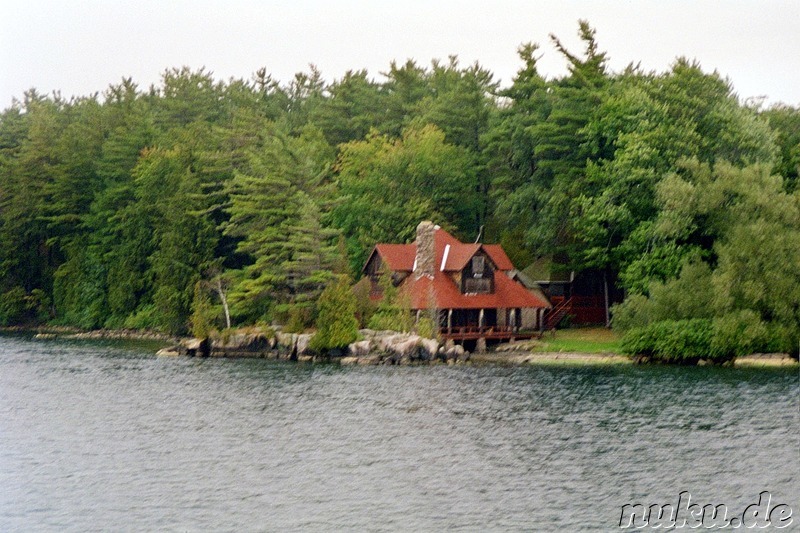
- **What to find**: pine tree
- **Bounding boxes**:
[223,124,336,324]
[282,191,340,324]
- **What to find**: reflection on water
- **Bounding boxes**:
[1,335,797,531]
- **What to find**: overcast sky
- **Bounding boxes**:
[2,0,799,110]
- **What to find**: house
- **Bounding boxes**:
[523,257,623,329]
[362,221,551,344]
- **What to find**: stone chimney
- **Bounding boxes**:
[415,221,436,279]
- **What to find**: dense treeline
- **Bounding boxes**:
[1,22,798,355]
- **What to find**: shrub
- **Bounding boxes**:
[190,281,215,338]
[622,312,797,364]
[0,287,52,326]
[414,315,438,340]
[710,310,769,361]
[660,319,713,364]
[352,278,376,328]
[310,275,359,352]
[122,304,160,330]
[621,319,713,364]
[620,324,659,359]
[0,287,28,326]
[762,323,797,356]
[610,294,653,331]
[612,260,715,333]
[367,273,413,333]
[283,304,311,334]
[28,289,51,322]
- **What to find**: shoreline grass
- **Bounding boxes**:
[489,327,796,367]
[531,327,622,354]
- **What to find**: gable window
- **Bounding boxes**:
[463,254,493,294]
[472,256,485,278]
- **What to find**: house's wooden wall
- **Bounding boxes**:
[521,308,540,330]
[364,254,382,278]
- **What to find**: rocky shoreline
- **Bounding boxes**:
[156,328,471,365]
[7,326,795,367]
[154,329,797,367]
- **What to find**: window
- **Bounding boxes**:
[464,278,492,293]
[463,254,493,294]
[472,256,485,277]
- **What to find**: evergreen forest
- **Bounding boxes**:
[1,22,798,357]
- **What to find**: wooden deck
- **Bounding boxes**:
[439,325,540,341]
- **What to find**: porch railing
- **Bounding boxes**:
[439,325,538,340]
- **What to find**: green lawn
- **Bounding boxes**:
[533,327,622,354]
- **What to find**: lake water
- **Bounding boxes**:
[1,335,797,531]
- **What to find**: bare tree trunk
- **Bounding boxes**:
[603,270,610,328]
[215,277,231,329]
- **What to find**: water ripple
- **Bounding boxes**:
[0,336,797,531]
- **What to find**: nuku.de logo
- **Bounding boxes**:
[619,491,793,529]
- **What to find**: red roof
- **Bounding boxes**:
[441,243,480,271]
[404,270,548,310]
[374,244,415,271]
[482,245,514,271]
[366,225,548,310]
[368,229,515,273]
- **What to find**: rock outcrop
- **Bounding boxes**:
[212,331,275,357]
[276,332,314,360]
[340,329,468,365]
[156,327,470,365]
[179,337,210,357]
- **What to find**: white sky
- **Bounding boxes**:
[2,0,799,110]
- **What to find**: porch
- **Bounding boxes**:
[439,324,540,341]
[435,307,543,342]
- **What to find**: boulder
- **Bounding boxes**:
[475,337,487,353]
[418,338,439,360]
[276,332,296,351]
[340,356,359,365]
[446,344,466,361]
[348,340,371,357]
[376,333,401,353]
[438,340,465,361]
[382,352,400,365]
[296,334,312,356]
[184,338,203,350]
[391,336,421,359]
[181,337,210,357]
[351,329,444,364]
[358,328,377,340]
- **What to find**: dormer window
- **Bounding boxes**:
[472,256,485,278]
[463,254,493,294]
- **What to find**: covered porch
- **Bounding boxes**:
[436,307,543,342]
